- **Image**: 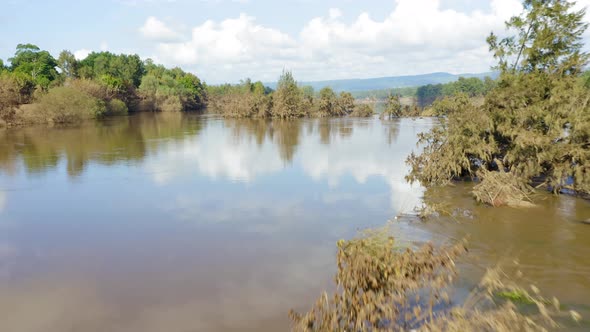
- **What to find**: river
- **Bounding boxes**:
[0,113,588,331]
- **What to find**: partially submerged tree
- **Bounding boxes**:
[381,94,403,119]
[273,70,305,118]
[408,0,590,203]
[315,87,349,117]
[338,92,355,113]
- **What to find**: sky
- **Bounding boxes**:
[2,0,590,84]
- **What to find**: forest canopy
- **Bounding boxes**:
[0,45,206,126]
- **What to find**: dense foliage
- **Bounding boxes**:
[416,76,496,107]
[208,71,376,119]
[408,0,590,202]
[0,44,206,125]
[380,94,403,119]
[138,61,206,112]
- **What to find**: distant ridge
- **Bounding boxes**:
[265,72,498,92]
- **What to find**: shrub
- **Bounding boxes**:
[0,74,22,124]
[159,95,183,112]
[350,104,374,117]
[272,70,304,118]
[291,227,579,331]
[315,87,342,117]
[290,227,467,331]
[33,86,106,123]
[68,79,111,101]
[106,98,128,115]
[339,92,355,113]
[380,94,403,119]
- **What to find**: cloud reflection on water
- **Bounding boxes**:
[145,117,432,216]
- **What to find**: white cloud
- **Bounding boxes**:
[140,16,183,42]
[140,0,590,82]
[74,49,91,60]
[156,13,296,66]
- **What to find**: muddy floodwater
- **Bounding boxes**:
[0,113,589,331]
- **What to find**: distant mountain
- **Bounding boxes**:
[265,72,498,92]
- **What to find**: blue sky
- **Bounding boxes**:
[2,0,589,83]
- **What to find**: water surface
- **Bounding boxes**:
[0,113,588,331]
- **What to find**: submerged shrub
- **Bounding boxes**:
[290,227,467,331]
[315,87,346,117]
[380,94,403,119]
[106,98,128,115]
[33,86,106,123]
[339,92,356,114]
[350,104,374,117]
[209,92,271,118]
[291,227,580,331]
[273,70,305,118]
[473,165,535,208]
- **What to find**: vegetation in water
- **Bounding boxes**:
[290,226,581,331]
[407,0,590,202]
[380,94,403,119]
[350,103,375,117]
[208,71,375,119]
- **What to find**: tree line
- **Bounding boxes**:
[0,44,206,125]
[415,76,496,107]
[207,71,375,118]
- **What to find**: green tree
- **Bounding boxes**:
[317,87,339,117]
[409,0,590,202]
[79,52,145,87]
[381,94,402,119]
[338,92,355,114]
[272,70,304,118]
[487,0,588,73]
[57,50,79,79]
[138,65,206,112]
[9,44,58,89]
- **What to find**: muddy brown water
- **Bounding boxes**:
[0,113,588,331]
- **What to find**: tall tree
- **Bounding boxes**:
[57,50,79,79]
[272,70,304,118]
[409,0,590,199]
[382,94,402,119]
[487,0,588,74]
[9,44,58,89]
